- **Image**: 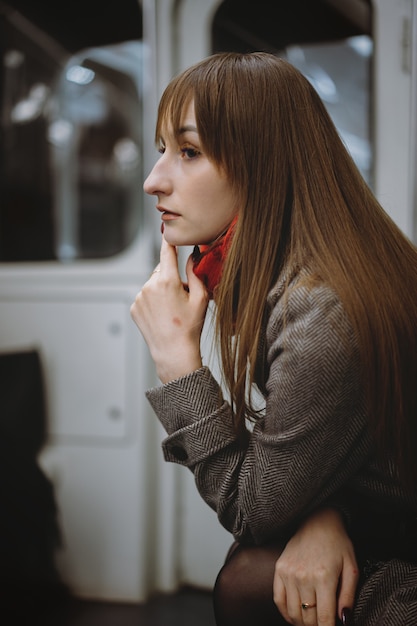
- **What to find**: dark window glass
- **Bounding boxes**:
[0,1,142,262]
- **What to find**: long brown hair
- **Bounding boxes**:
[156,52,417,491]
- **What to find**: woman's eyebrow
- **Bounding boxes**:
[179,124,198,134]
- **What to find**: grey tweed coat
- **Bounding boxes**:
[146,271,417,624]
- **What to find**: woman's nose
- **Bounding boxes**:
[143,157,171,196]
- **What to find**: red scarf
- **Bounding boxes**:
[192,217,237,299]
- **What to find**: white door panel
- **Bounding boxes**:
[0,298,128,441]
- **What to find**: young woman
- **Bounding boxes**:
[131,52,417,625]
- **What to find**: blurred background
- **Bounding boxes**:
[0,0,416,623]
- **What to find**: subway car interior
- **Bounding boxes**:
[0,0,416,624]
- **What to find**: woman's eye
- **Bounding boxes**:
[158,145,166,155]
[180,147,200,160]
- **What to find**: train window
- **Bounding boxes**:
[0,0,142,262]
[212,0,373,186]
[285,36,373,186]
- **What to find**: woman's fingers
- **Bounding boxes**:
[275,558,325,625]
[185,250,209,301]
[273,567,289,621]
[287,582,318,625]
[336,552,359,621]
[158,235,181,282]
[130,237,208,383]
[272,508,358,626]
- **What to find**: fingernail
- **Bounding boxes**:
[341,607,353,625]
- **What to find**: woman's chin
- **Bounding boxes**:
[161,227,197,248]
[162,232,193,248]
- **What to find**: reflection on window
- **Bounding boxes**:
[212,0,373,187]
[284,35,373,186]
[0,9,143,262]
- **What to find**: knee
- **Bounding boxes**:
[213,543,287,626]
[213,547,257,624]
[214,543,279,604]
[214,546,252,600]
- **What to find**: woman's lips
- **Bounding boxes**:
[160,210,180,221]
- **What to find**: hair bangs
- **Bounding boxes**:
[155,73,194,145]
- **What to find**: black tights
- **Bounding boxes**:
[213,542,289,625]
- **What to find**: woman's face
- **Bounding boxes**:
[144,100,238,246]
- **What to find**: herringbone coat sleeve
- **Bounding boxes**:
[146,278,371,545]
